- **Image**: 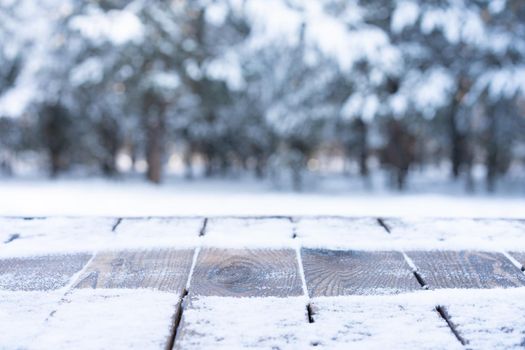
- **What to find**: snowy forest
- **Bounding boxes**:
[1,0,525,192]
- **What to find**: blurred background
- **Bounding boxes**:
[1,0,525,207]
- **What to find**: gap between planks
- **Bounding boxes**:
[376,217,429,290]
[435,305,469,346]
[166,288,189,350]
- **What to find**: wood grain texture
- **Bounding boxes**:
[407,251,525,288]
[0,253,91,291]
[74,249,194,292]
[509,252,525,271]
[190,248,303,297]
[302,249,420,297]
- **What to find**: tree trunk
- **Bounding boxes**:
[449,110,463,179]
[355,118,369,178]
[143,94,166,184]
[485,110,497,193]
[145,117,164,184]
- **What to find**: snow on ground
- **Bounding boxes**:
[177,288,525,350]
[0,177,524,218]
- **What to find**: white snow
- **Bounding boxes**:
[295,217,389,250]
[114,217,202,249]
[1,178,524,218]
[177,288,525,349]
[442,288,525,350]
[2,215,525,257]
[69,9,143,45]
[391,1,420,33]
[203,217,294,248]
[0,290,62,348]
[0,217,205,256]
[176,296,309,349]
[0,217,114,257]
[385,218,525,251]
[31,289,180,350]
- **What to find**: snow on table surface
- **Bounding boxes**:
[294,217,390,250]
[1,216,525,257]
[176,288,525,350]
[27,289,180,350]
[3,288,525,349]
[0,287,181,349]
[114,217,203,249]
[385,217,525,251]
[2,216,525,348]
[0,290,63,349]
[0,217,204,257]
[0,217,115,257]
[203,217,294,248]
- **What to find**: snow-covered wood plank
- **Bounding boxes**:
[190,248,303,296]
[509,252,525,271]
[203,217,294,248]
[294,217,390,250]
[384,218,525,251]
[308,295,462,350]
[302,249,420,296]
[174,294,462,349]
[0,290,63,348]
[407,251,525,288]
[31,289,181,349]
[0,217,115,257]
[114,217,203,249]
[74,249,194,292]
[174,296,309,349]
[437,288,525,350]
[0,253,91,291]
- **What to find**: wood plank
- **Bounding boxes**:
[114,217,203,249]
[174,294,462,349]
[0,290,63,348]
[174,296,308,349]
[509,252,525,271]
[35,249,193,348]
[434,288,525,349]
[406,251,525,288]
[203,217,294,248]
[31,289,182,349]
[190,248,303,297]
[302,249,420,296]
[0,217,115,257]
[74,248,194,292]
[295,217,390,250]
[0,253,91,291]
[384,218,525,251]
[308,296,463,350]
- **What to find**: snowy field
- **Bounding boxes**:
[0,177,524,218]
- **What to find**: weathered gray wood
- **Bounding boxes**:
[74,248,194,292]
[190,248,303,297]
[302,249,420,296]
[509,252,525,271]
[0,253,91,291]
[407,251,525,288]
